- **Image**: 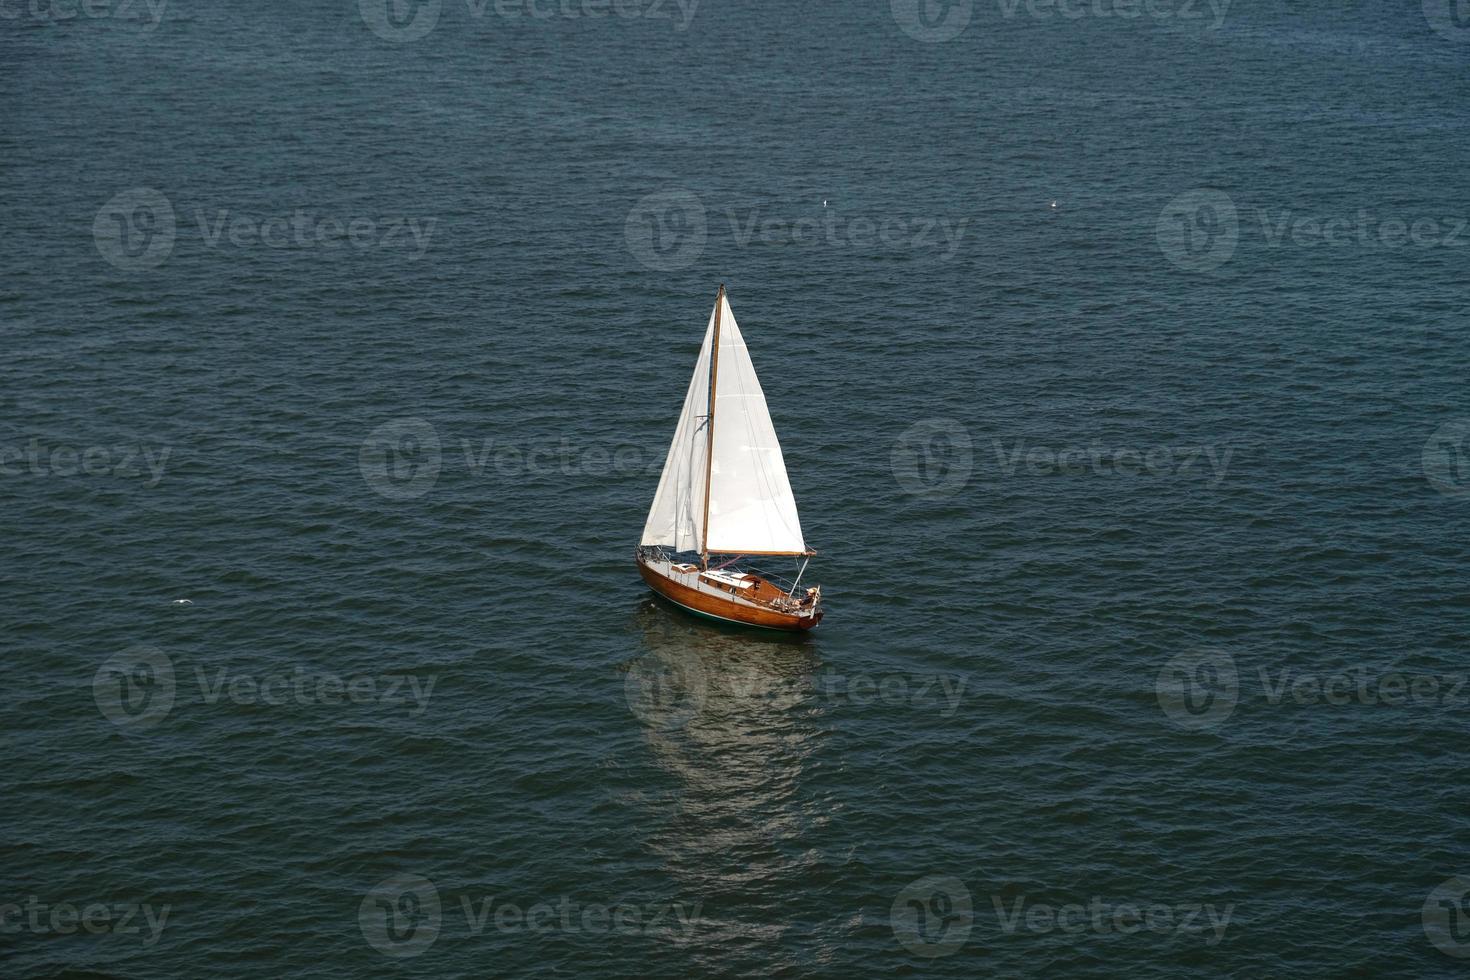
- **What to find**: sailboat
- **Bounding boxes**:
[635,285,823,631]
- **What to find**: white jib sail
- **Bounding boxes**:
[641,292,806,556]
[640,303,714,553]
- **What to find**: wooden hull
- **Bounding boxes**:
[637,557,822,632]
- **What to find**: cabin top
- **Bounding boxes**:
[700,569,757,590]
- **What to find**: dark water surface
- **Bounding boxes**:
[5,0,1470,975]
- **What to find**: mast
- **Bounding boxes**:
[700,284,724,569]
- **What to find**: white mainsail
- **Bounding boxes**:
[641,291,807,556]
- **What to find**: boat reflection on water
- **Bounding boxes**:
[624,596,820,732]
[626,590,823,719]
[623,598,833,961]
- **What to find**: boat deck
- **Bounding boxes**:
[698,569,793,606]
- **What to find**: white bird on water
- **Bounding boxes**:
[1050,200,1058,209]
[171,599,193,606]
[823,199,828,208]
